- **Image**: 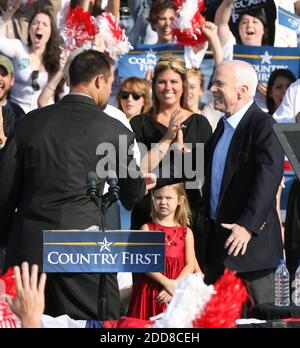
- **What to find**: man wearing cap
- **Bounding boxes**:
[0,54,25,148]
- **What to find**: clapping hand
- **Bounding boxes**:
[174,128,191,153]
[164,110,185,143]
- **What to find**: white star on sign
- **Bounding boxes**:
[146,48,157,59]
[97,237,113,252]
[260,51,273,64]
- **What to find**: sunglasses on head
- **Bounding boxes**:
[121,91,142,101]
[31,70,40,91]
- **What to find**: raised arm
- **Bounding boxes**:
[0,0,21,36]
[214,0,235,47]
[202,21,223,65]
[37,56,66,108]
[106,0,120,18]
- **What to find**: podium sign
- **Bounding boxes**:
[43,230,165,273]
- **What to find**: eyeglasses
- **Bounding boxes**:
[120,91,142,101]
[31,70,40,91]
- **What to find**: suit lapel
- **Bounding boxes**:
[216,103,256,216]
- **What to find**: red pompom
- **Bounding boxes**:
[172,0,207,47]
[193,269,248,328]
[62,6,98,52]
[0,268,20,328]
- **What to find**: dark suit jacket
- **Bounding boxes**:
[203,102,284,273]
[0,94,145,319]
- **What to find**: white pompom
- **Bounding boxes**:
[152,273,215,328]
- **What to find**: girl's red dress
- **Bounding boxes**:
[127,222,187,320]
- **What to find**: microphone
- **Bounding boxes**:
[107,170,119,203]
[86,171,99,201]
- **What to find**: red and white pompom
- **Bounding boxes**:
[94,12,132,60]
[193,269,248,328]
[61,6,98,55]
[172,0,207,47]
[0,268,21,328]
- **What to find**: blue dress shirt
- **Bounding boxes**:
[210,101,253,220]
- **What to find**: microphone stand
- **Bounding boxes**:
[87,183,120,321]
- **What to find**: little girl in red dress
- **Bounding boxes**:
[128,182,203,320]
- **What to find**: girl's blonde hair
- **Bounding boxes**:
[151,182,191,226]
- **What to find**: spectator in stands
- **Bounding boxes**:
[0,0,60,43]
[0,8,62,113]
[0,54,25,119]
[273,79,300,123]
[215,0,272,110]
[117,77,151,120]
[0,54,25,149]
[266,69,296,116]
[186,67,222,131]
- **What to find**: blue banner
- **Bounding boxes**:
[233,44,300,83]
[278,7,300,34]
[43,230,165,273]
[118,43,184,78]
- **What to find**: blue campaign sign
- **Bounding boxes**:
[118,43,184,78]
[278,7,300,34]
[43,230,165,273]
[233,44,300,83]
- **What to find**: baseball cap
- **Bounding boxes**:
[0,55,14,75]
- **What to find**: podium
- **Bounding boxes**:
[43,230,165,273]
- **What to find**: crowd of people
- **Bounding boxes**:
[1,0,300,328]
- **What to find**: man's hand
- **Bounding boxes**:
[143,172,157,195]
[222,223,251,256]
[3,262,46,328]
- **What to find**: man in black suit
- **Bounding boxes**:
[203,60,284,307]
[0,50,153,320]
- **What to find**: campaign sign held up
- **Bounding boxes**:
[278,7,300,34]
[43,230,165,273]
[233,44,300,83]
[118,43,184,78]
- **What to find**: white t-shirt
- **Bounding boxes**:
[273,79,300,123]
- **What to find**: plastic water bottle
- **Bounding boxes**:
[293,260,300,306]
[275,259,290,306]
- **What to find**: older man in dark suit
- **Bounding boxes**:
[0,50,154,320]
[203,60,284,308]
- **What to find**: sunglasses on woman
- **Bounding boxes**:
[121,91,142,101]
[31,70,40,91]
